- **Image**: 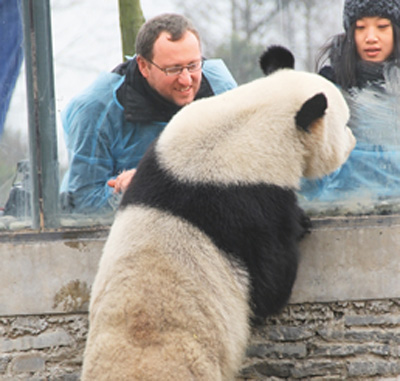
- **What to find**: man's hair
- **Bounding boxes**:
[135,13,201,61]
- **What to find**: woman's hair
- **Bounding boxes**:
[135,13,201,61]
[317,23,400,89]
[343,0,400,32]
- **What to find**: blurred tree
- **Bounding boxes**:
[175,0,290,83]
[118,0,145,60]
[172,0,342,83]
[214,34,265,84]
[285,0,343,71]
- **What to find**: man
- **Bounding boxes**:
[60,13,237,213]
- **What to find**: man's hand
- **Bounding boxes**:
[107,169,137,193]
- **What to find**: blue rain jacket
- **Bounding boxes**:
[60,59,237,213]
[299,69,400,214]
[0,0,23,136]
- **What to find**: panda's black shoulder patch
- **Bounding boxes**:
[259,45,295,75]
[120,142,310,320]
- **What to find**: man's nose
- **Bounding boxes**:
[177,68,192,84]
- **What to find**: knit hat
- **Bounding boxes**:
[343,0,400,30]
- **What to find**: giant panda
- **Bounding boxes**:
[82,46,356,381]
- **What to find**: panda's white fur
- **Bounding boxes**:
[84,206,250,380]
[156,67,353,187]
[82,46,355,380]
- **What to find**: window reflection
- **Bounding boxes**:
[0,0,28,228]
[0,0,122,229]
[3,0,400,231]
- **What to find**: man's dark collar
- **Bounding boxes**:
[114,57,214,123]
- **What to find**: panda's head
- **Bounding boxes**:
[258,45,356,180]
[155,46,356,188]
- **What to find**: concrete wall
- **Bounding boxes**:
[1,215,400,379]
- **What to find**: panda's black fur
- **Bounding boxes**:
[260,46,328,133]
[121,141,311,320]
[259,45,295,74]
[119,46,320,321]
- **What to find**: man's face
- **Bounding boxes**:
[138,31,202,107]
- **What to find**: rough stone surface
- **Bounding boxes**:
[11,354,45,373]
[239,299,400,380]
[0,315,87,380]
[1,300,400,380]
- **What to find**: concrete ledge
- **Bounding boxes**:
[291,215,400,304]
[1,215,399,316]
[0,229,107,316]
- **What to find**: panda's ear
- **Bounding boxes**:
[259,45,295,75]
[295,93,328,132]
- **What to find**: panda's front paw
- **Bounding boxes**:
[299,214,312,239]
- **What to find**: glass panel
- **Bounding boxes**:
[295,1,400,216]
[0,0,31,230]
[1,0,123,230]
[52,0,123,227]
[3,0,400,230]
[52,0,346,222]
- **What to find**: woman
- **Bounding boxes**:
[300,0,400,215]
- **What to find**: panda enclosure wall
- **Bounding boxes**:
[1,215,400,380]
[2,0,400,378]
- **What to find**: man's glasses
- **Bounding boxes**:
[147,58,204,76]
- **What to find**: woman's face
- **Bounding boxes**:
[354,17,394,62]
